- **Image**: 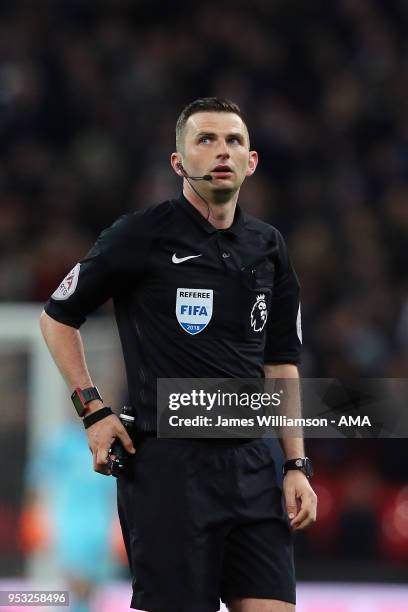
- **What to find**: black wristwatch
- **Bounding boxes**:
[283,457,314,480]
[71,386,103,417]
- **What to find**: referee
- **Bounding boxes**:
[40,97,317,612]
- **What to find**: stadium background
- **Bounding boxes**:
[0,0,407,610]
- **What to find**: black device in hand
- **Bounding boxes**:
[108,405,135,478]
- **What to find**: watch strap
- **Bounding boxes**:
[81,386,102,404]
[283,457,313,479]
[83,407,113,429]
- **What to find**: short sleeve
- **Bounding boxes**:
[264,229,302,365]
[44,213,150,328]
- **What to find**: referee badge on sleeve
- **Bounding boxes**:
[176,288,213,335]
[51,263,81,300]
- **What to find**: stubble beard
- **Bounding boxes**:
[208,181,241,205]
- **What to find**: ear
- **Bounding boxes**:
[170,152,184,176]
[245,150,258,177]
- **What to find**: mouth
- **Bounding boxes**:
[211,164,233,177]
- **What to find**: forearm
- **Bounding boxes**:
[40,310,134,473]
[264,363,305,459]
[39,311,103,411]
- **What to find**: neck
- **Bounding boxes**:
[182,181,239,229]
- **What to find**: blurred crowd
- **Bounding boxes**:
[0,0,407,577]
[0,0,407,377]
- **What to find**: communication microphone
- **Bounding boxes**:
[177,162,212,181]
[191,174,212,181]
[176,161,212,220]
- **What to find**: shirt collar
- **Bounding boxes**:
[175,192,246,237]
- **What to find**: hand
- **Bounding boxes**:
[283,470,317,530]
[86,412,136,475]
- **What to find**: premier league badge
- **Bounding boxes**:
[176,288,213,335]
[250,293,268,332]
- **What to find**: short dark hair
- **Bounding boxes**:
[175,97,248,151]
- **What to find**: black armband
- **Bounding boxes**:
[83,406,113,429]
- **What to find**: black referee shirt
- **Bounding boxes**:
[45,194,302,431]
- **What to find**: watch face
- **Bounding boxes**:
[71,389,86,417]
[305,458,314,478]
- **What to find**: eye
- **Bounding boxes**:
[199,136,211,144]
[228,137,241,144]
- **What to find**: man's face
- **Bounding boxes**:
[176,112,258,197]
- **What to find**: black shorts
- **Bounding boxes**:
[117,437,296,612]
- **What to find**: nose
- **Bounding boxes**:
[216,139,230,159]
